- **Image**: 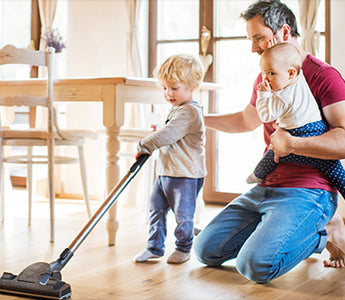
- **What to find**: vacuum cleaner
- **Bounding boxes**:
[0,154,150,299]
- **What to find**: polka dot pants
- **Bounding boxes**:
[253,120,345,198]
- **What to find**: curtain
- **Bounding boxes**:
[37,0,57,78]
[298,0,321,55]
[123,0,151,206]
[126,0,143,77]
[125,0,147,130]
[38,0,58,50]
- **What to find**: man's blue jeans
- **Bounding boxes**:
[147,176,204,256]
[194,185,337,283]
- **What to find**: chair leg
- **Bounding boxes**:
[27,147,33,226]
[78,145,91,217]
[48,141,55,243]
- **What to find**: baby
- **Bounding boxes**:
[247,43,345,199]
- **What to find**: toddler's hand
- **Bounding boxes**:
[257,79,271,92]
[136,152,151,160]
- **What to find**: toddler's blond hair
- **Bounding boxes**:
[154,54,204,90]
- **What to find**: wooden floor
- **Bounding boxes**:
[0,189,345,300]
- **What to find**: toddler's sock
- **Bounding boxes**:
[167,250,190,264]
[133,249,161,263]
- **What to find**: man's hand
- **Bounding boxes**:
[269,125,296,163]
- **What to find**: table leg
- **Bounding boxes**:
[105,125,121,246]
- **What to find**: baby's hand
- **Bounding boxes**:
[267,37,277,49]
[257,79,271,92]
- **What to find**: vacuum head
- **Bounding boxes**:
[0,156,150,299]
[0,262,71,299]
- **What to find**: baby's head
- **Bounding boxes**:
[154,54,204,90]
[260,43,302,91]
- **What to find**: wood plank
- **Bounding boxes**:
[0,190,345,300]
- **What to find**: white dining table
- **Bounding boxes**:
[0,77,220,246]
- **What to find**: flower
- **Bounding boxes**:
[43,28,66,53]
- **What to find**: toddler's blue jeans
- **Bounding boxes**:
[194,185,337,283]
[147,176,204,256]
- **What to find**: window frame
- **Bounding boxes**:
[148,0,330,205]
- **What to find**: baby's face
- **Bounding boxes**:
[160,80,194,107]
[260,55,294,91]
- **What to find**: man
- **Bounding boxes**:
[194,0,345,283]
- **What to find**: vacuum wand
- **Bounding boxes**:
[42,154,150,282]
[0,154,150,300]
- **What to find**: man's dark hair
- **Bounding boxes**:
[241,0,300,37]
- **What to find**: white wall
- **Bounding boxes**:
[331,0,345,77]
[330,1,345,218]
[59,0,141,198]
[66,0,128,77]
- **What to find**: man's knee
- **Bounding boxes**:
[236,253,275,284]
[193,235,222,267]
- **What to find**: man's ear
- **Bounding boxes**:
[282,24,291,41]
[288,67,297,79]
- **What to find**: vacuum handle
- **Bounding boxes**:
[67,154,150,256]
[130,154,150,173]
[41,154,151,283]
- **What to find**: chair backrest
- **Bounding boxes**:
[0,44,55,132]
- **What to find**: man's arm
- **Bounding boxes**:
[205,103,262,133]
[270,100,345,161]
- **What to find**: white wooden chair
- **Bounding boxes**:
[0,44,97,242]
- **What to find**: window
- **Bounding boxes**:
[149,0,200,75]
[0,1,33,186]
[0,0,32,79]
[0,1,33,128]
[149,0,329,204]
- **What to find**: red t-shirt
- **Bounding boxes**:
[250,55,345,192]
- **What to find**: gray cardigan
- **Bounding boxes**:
[137,101,206,178]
